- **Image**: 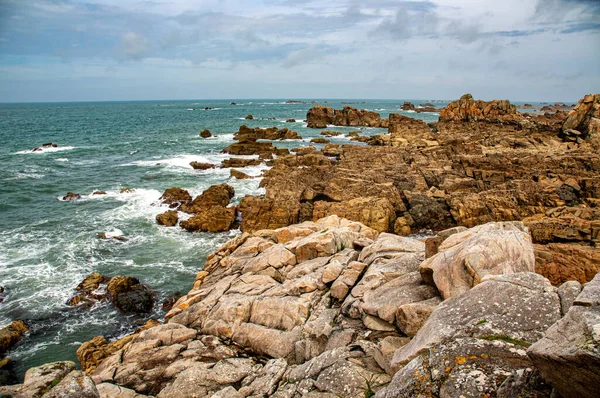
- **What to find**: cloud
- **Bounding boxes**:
[118,32,149,60]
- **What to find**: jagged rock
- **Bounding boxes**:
[77,320,160,374]
[0,320,28,354]
[234,125,302,140]
[159,187,192,208]
[180,206,237,232]
[528,272,600,398]
[220,158,261,168]
[222,140,276,156]
[310,137,330,144]
[245,114,253,120]
[400,101,415,111]
[107,276,154,313]
[561,93,600,148]
[62,192,81,201]
[180,184,234,214]
[229,169,250,179]
[321,131,341,137]
[557,280,582,315]
[312,197,396,233]
[156,210,178,226]
[388,114,436,147]
[439,93,521,122]
[200,129,212,138]
[238,196,301,232]
[190,161,214,170]
[306,105,334,128]
[420,222,536,299]
[307,105,385,128]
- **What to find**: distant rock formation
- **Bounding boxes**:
[306,105,386,128]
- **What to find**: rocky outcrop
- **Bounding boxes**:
[306,105,386,128]
[0,320,28,354]
[190,161,214,170]
[66,216,594,397]
[159,187,191,209]
[67,273,154,314]
[177,184,237,233]
[245,114,253,120]
[439,93,521,122]
[234,125,302,141]
[528,272,600,398]
[200,129,212,138]
[388,113,437,147]
[306,105,334,128]
[156,210,178,226]
[222,140,276,156]
[62,192,81,201]
[0,361,99,398]
[400,101,414,111]
[180,184,234,214]
[220,158,261,168]
[229,169,250,179]
[561,94,600,148]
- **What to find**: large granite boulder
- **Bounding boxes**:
[156,210,178,226]
[234,125,302,141]
[378,272,561,397]
[420,221,536,299]
[179,206,237,232]
[527,272,600,398]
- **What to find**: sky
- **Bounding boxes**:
[0,0,599,102]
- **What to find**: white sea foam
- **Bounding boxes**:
[15,146,75,154]
[55,158,69,162]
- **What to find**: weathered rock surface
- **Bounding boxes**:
[234,125,302,141]
[527,273,600,398]
[561,93,600,148]
[156,210,178,226]
[190,161,214,170]
[180,184,234,214]
[376,272,561,397]
[159,187,192,209]
[307,105,386,128]
[420,221,536,299]
[79,216,445,397]
[0,320,28,355]
[439,93,521,123]
[0,361,99,398]
[180,205,237,232]
[220,158,261,168]
[200,129,212,138]
[229,169,250,179]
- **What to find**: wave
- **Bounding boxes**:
[15,146,75,154]
[55,158,69,162]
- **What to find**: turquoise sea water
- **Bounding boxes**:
[0,99,443,380]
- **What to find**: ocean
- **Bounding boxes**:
[0,99,443,379]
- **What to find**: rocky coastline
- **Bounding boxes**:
[1,94,599,397]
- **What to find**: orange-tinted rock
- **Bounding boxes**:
[439,93,521,122]
[190,162,214,170]
[561,93,600,148]
[235,125,302,141]
[159,187,192,208]
[306,105,334,128]
[230,169,250,179]
[221,158,261,168]
[0,320,28,354]
[107,276,154,313]
[534,243,600,285]
[222,140,276,156]
[179,206,237,232]
[156,210,178,226]
[238,195,301,232]
[180,184,235,214]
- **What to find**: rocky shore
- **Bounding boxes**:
[1,94,599,397]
